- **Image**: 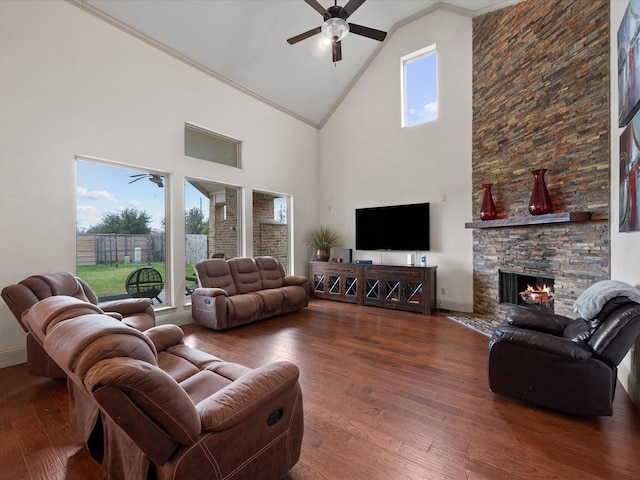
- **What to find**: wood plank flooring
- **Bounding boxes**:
[2,299,640,479]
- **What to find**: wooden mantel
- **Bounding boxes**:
[464,211,592,229]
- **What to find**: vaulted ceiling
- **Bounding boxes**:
[74,0,512,127]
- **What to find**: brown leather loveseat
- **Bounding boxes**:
[1,272,155,378]
[23,295,304,480]
[191,256,309,330]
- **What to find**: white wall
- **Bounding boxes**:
[611,0,640,402]
[318,8,474,312]
[0,1,319,367]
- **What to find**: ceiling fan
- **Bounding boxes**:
[129,174,164,188]
[287,0,387,62]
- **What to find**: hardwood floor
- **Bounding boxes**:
[2,299,640,479]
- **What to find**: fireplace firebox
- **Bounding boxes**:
[499,270,554,313]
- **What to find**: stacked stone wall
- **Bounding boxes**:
[471,0,610,317]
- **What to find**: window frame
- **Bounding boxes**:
[401,44,438,128]
[75,156,170,307]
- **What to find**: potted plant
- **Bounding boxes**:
[305,226,339,261]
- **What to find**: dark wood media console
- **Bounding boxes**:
[309,262,437,315]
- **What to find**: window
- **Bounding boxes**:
[76,158,168,305]
[252,191,291,273]
[185,123,241,168]
[401,45,437,127]
[185,179,241,301]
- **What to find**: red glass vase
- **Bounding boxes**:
[480,183,497,220]
[528,168,552,215]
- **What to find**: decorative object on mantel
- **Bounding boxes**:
[480,183,497,220]
[306,225,339,261]
[528,168,553,215]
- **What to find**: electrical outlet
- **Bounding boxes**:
[441,287,446,295]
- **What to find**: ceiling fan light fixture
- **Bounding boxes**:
[321,17,349,42]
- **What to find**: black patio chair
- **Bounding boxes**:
[125,267,163,303]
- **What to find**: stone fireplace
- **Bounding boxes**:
[471,0,610,320]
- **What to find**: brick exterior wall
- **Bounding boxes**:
[471,0,610,318]
[253,192,288,270]
[209,187,238,259]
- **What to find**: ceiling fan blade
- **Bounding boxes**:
[304,0,330,19]
[348,23,387,42]
[287,26,322,44]
[332,40,342,62]
[340,0,366,19]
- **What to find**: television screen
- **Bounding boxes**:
[356,203,430,251]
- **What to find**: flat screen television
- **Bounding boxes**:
[356,203,430,251]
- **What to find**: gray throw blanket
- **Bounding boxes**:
[573,279,640,320]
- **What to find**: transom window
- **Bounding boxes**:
[401,44,438,127]
[184,123,241,168]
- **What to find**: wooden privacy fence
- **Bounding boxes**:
[77,234,208,266]
[76,234,166,266]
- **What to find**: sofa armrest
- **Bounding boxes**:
[192,287,228,297]
[491,324,592,360]
[99,297,154,317]
[283,275,308,288]
[506,307,573,334]
[198,361,299,432]
[145,324,184,352]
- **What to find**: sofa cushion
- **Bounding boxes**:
[196,259,237,295]
[255,289,285,314]
[226,293,263,323]
[229,258,263,294]
[180,370,233,404]
[256,256,285,289]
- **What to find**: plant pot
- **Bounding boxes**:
[315,248,330,261]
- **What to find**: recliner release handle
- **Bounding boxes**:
[267,408,283,426]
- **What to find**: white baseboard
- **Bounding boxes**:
[0,346,27,369]
[439,300,474,313]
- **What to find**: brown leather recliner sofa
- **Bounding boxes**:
[23,295,304,480]
[192,256,309,330]
[1,272,155,378]
[488,280,640,416]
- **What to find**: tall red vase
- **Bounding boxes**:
[480,183,497,220]
[528,168,552,215]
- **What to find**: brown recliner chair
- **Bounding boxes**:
[24,296,304,480]
[488,280,640,416]
[1,271,155,377]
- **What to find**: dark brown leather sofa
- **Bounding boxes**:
[191,256,309,330]
[488,280,640,416]
[1,272,155,378]
[23,295,304,480]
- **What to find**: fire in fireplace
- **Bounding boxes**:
[499,271,554,313]
[519,283,554,308]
